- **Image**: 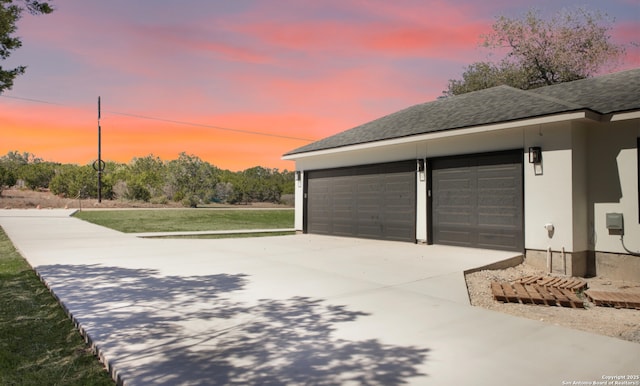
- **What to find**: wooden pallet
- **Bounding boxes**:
[491,282,585,308]
[585,290,640,310]
[515,275,587,292]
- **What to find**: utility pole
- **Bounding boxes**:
[93,96,105,203]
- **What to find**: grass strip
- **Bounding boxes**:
[0,227,113,386]
[74,209,294,233]
[148,231,296,239]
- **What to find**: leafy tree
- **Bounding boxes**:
[444,62,530,96]
[0,150,50,190]
[165,152,219,207]
[213,181,234,203]
[50,164,113,200]
[122,155,166,201]
[0,0,53,93]
[1,150,41,165]
[18,161,57,190]
[444,8,625,96]
[274,169,295,195]
[0,163,16,193]
[226,172,249,205]
[125,181,151,202]
[0,150,41,177]
[225,167,291,204]
[127,155,165,192]
[245,166,283,203]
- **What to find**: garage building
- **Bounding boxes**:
[283,69,640,279]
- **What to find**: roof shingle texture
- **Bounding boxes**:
[285,68,640,156]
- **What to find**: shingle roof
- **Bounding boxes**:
[285,68,640,156]
[529,69,640,114]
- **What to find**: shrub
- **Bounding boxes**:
[125,181,151,202]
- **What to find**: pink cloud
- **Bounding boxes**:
[128,24,272,64]
[363,22,488,57]
[237,19,487,61]
[232,0,491,60]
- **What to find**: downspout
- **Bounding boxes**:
[562,247,566,275]
[547,247,552,274]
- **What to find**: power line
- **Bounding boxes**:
[1,94,66,106]
[1,94,316,142]
[109,111,316,142]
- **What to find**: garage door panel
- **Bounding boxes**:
[438,177,472,190]
[436,211,473,226]
[386,208,415,221]
[478,177,519,189]
[306,179,330,234]
[333,225,356,237]
[478,232,519,250]
[306,161,416,242]
[333,203,352,213]
[357,227,382,239]
[478,196,519,207]
[384,228,415,242]
[437,230,473,246]
[478,213,519,227]
[431,151,523,252]
[441,194,474,206]
[333,182,353,194]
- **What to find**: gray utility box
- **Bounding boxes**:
[606,213,624,231]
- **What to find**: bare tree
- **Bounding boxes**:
[444,8,626,96]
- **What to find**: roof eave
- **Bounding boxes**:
[282,110,592,161]
[607,110,640,122]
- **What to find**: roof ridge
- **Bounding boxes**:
[448,84,519,99]
[512,86,583,110]
[445,84,582,110]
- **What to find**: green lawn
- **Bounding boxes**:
[151,231,295,239]
[74,209,294,233]
[0,228,113,385]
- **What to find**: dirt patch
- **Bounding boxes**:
[466,263,640,344]
[0,188,292,210]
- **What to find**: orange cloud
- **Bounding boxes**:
[0,100,323,170]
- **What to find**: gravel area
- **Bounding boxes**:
[465,263,640,344]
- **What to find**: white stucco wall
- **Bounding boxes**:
[294,171,304,231]
[523,123,576,251]
[416,169,427,241]
[571,124,589,252]
[588,119,640,254]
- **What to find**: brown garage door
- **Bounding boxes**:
[305,161,416,242]
[430,150,523,251]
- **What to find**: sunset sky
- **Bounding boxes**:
[1,0,638,171]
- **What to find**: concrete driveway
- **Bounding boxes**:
[0,209,638,385]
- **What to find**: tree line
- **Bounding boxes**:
[0,151,295,207]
